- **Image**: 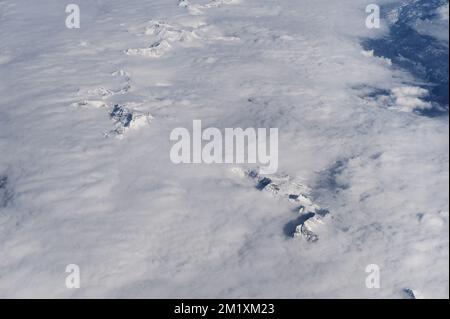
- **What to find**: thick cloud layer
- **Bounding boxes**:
[0,0,448,298]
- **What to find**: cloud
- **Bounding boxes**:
[0,0,447,298]
[412,2,449,43]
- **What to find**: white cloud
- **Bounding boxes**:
[0,0,447,298]
[412,2,449,43]
[439,3,449,22]
[391,86,433,112]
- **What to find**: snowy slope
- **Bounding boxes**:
[0,0,448,298]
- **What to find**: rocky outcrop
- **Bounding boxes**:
[232,168,330,242]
